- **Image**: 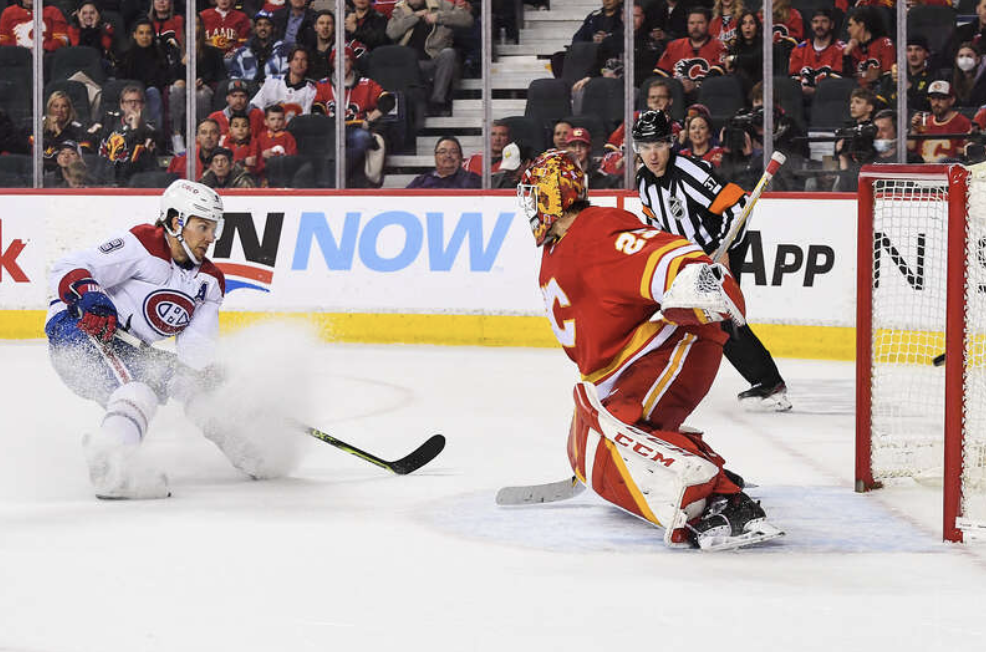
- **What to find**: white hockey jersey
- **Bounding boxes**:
[249,74,317,123]
[46,224,226,370]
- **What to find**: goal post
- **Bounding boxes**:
[856,163,986,543]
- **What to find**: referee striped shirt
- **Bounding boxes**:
[636,152,749,256]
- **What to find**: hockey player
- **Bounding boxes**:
[632,109,791,411]
[44,181,245,499]
[519,149,782,550]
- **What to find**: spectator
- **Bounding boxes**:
[227,11,292,82]
[312,44,392,184]
[95,84,159,185]
[219,113,255,166]
[43,90,92,171]
[0,0,69,51]
[564,127,592,172]
[872,110,922,164]
[167,117,221,180]
[170,19,227,154]
[949,43,986,109]
[200,146,257,188]
[572,0,624,59]
[463,120,509,176]
[309,10,336,78]
[209,79,266,137]
[650,0,691,42]
[149,0,184,57]
[63,159,95,188]
[273,0,318,49]
[843,6,894,90]
[710,0,743,46]
[250,104,298,179]
[724,10,763,93]
[115,18,176,130]
[386,0,474,116]
[44,140,84,187]
[491,142,535,189]
[910,80,973,163]
[250,44,317,122]
[653,6,725,100]
[680,113,724,167]
[947,0,986,66]
[552,120,573,150]
[633,1,663,86]
[346,0,391,51]
[758,0,802,46]
[407,135,480,188]
[68,2,116,65]
[201,0,251,56]
[789,7,844,97]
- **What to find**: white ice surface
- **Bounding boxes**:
[2,340,986,652]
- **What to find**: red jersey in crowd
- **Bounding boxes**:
[462,155,502,176]
[199,7,250,54]
[912,112,972,163]
[151,15,183,46]
[313,77,388,122]
[680,147,726,168]
[0,5,69,50]
[654,36,726,84]
[758,8,803,45]
[972,106,986,130]
[219,135,254,166]
[208,106,267,138]
[849,36,895,88]
[709,14,738,46]
[251,129,297,177]
[166,147,208,180]
[788,39,845,87]
[68,22,113,52]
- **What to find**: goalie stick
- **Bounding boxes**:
[109,328,445,475]
[495,475,584,505]
[711,151,787,264]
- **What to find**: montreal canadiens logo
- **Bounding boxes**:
[143,290,195,336]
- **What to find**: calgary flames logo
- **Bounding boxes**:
[282,102,304,123]
[100,133,130,162]
[674,58,712,82]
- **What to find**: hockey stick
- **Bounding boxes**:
[495,475,585,505]
[711,151,787,264]
[110,328,445,475]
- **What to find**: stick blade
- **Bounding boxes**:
[496,476,585,505]
[389,434,446,475]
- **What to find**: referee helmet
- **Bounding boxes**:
[631,110,675,151]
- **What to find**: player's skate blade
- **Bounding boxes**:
[738,382,792,413]
[693,519,784,551]
[83,434,171,500]
[688,492,783,551]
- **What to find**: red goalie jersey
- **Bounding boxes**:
[539,206,732,389]
[654,37,725,84]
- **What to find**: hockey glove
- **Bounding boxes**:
[661,262,746,327]
[65,277,118,342]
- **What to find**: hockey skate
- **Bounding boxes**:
[82,432,171,500]
[737,382,792,412]
[687,492,784,551]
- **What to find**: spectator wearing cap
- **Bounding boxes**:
[313,44,392,185]
[386,0,474,116]
[167,117,222,180]
[200,0,251,56]
[877,35,932,114]
[910,81,973,163]
[0,0,69,51]
[273,0,319,49]
[227,11,292,81]
[250,44,318,122]
[209,79,267,138]
[463,121,510,177]
[843,6,894,90]
[653,6,725,100]
[947,42,986,109]
[346,0,391,51]
[44,140,85,187]
[407,136,481,189]
[43,90,92,172]
[788,7,844,97]
[491,142,535,189]
[200,147,257,188]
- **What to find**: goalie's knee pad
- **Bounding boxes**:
[567,382,720,545]
[101,381,159,445]
[661,262,746,327]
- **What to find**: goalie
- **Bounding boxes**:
[518,150,782,550]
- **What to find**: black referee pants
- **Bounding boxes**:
[723,240,785,388]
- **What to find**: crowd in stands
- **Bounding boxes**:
[0,0,984,190]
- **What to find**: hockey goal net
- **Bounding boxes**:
[856,163,986,542]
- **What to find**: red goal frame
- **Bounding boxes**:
[856,164,971,542]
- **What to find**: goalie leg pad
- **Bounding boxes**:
[661,262,746,327]
[567,382,722,545]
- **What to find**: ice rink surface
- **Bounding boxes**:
[2,337,986,652]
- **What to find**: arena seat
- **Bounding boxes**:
[127,171,180,188]
[580,77,626,135]
[696,76,745,131]
[809,77,854,130]
[50,46,107,84]
[525,78,572,131]
[561,42,599,91]
[498,116,547,155]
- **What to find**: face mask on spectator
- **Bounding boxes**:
[873,139,895,154]
[958,56,978,72]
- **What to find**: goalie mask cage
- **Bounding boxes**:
[856,164,986,543]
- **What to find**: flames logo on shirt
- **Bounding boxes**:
[282,103,304,122]
[799,66,839,87]
[143,289,196,336]
[674,58,712,82]
[100,133,131,162]
[856,57,881,77]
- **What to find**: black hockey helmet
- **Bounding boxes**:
[631,110,674,150]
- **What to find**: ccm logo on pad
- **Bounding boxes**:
[614,433,676,467]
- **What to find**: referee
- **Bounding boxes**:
[631,110,791,412]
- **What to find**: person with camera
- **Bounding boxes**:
[632,110,791,412]
[910,80,973,163]
[871,110,922,165]
[788,7,844,98]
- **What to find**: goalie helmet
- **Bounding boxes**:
[159,179,225,239]
[517,149,587,246]
[631,110,674,151]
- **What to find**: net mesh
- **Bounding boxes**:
[868,168,986,526]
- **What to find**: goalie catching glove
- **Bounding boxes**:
[660,262,746,327]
